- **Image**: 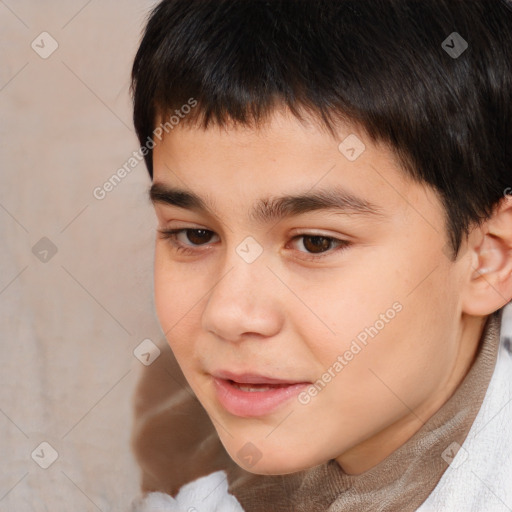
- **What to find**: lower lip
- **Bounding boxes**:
[212,377,310,417]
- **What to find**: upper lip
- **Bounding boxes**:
[211,369,309,385]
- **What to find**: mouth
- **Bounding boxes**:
[210,370,311,417]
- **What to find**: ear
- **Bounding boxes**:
[461,195,512,316]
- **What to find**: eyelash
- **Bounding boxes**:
[156,228,351,261]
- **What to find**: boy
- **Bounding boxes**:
[130,0,512,510]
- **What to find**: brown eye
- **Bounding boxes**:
[157,228,219,251]
[185,229,214,245]
[290,233,351,260]
[301,235,335,254]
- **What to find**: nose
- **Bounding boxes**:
[201,253,283,342]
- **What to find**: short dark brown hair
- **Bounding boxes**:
[131,0,512,257]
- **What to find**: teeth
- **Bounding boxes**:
[230,382,286,392]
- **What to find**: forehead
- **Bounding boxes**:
[154,110,394,184]
[151,109,441,231]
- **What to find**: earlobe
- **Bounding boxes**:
[461,196,512,316]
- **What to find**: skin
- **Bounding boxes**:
[149,107,508,476]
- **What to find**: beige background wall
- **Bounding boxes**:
[0,1,167,510]
[2,2,512,512]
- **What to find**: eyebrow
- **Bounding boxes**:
[148,182,384,223]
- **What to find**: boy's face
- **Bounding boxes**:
[151,109,473,475]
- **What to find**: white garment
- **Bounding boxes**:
[418,311,512,512]
[130,469,245,512]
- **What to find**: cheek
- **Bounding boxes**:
[282,249,406,356]
[306,298,456,449]
[333,270,458,421]
[298,240,459,400]
[153,246,206,354]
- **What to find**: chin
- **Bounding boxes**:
[222,443,318,476]
[235,459,308,476]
